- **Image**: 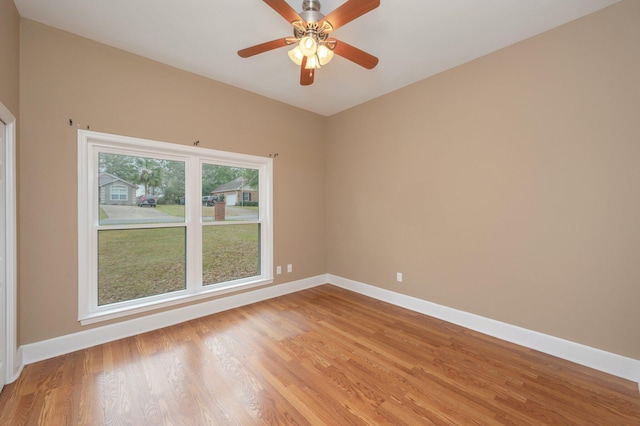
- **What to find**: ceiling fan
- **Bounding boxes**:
[238,0,380,86]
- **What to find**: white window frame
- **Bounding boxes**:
[78,130,273,325]
[110,185,128,201]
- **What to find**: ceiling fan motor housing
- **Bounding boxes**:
[300,0,324,24]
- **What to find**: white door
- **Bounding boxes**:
[0,119,6,390]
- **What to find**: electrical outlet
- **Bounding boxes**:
[397,272,403,282]
[287,264,293,273]
[276,265,282,275]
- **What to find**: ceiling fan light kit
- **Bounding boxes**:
[299,36,318,56]
[238,0,380,86]
[288,46,305,65]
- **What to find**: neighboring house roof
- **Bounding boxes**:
[210,177,255,193]
[98,172,136,188]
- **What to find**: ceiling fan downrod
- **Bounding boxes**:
[300,0,323,23]
[294,0,330,45]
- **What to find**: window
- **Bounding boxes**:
[110,185,128,201]
[78,130,273,324]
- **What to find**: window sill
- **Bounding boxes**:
[79,278,274,326]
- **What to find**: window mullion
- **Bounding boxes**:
[185,156,202,293]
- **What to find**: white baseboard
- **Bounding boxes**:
[7,347,23,384]
[19,273,640,391]
[21,275,324,365]
[327,274,640,386]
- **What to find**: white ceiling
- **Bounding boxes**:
[14,0,620,116]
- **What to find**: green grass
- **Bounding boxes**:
[97,224,259,306]
[156,204,252,219]
[236,206,258,212]
[202,224,259,285]
[98,228,186,305]
[155,204,186,217]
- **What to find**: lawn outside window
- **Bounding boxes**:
[78,130,273,325]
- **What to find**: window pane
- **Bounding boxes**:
[202,224,260,285]
[99,153,185,225]
[98,228,186,305]
[201,164,259,222]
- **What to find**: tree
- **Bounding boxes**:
[159,160,185,204]
[99,153,137,182]
[202,164,241,195]
[240,168,259,188]
[134,158,163,195]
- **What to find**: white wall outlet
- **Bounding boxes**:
[287,264,293,273]
[397,272,403,282]
[276,265,282,275]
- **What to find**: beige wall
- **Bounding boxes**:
[15,0,640,361]
[326,0,640,359]
[18,19,326,344]
[0,0,20,114]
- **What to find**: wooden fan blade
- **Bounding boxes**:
[300,57,315,86]
[238,38,290,58]
[331,39,378,69]
[263,0,304,24]
[320,0,380,32]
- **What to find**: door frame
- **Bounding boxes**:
[0,101,19,384]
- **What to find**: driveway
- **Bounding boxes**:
[101,205,169,219]
[101,204,259,224]
[100,205,181,225]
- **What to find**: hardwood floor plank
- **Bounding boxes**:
[1,284,639,425]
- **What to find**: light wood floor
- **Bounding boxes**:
[1,285,639,425]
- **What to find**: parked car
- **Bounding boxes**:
[137,195,157,207]
[206,195,219,206]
